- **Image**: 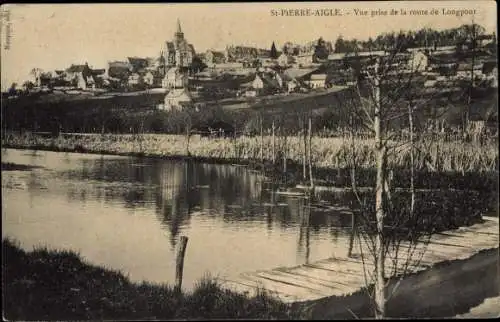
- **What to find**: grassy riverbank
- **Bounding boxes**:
[3,132,498,173]
[3,132,498,205]
[2,238,307,320]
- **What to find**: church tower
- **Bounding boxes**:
[174,19,184,43]
[164,18,194,68]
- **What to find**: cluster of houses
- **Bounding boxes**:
[33,63,105,91]
[24,19,497,113]
[33,58,163,92]
[202,41,331,70]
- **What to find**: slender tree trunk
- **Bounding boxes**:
[348,167,357,258]
[308,115,314,188]
[302,115,307,181]
[260,114,264,165]
[272,119,276,164]
[373,64,386,319]
[283,131,287,174]
[186,127,191,156]
[465,23,476,134]
[409,105,415,214]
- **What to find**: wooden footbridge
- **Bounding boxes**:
[221,216,499,304]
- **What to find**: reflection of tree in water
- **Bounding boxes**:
[57,155,359,251]
[297,197,311,264]
[154,161,191,248]
[152,161,278,247]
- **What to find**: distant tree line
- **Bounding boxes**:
[334,23,492,53]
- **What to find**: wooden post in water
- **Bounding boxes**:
[175,236,189,293]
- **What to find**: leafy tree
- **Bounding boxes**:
[8,83,18,96]
[314,37,329,60]
[334,35,345,53]
[190,56,207,75]
[22,81,35,92]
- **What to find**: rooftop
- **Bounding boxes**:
[283,67,319,80]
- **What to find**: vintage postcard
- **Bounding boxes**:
[1,1,498,320]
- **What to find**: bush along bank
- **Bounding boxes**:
[2,238,308,320]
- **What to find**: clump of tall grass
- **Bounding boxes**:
[2,238,306,320]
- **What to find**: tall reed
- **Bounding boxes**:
[3,132,498,173]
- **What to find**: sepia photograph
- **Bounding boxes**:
[1,1,498,320]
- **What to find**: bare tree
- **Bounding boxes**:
[307,112,314,189]
[343,43,450,318]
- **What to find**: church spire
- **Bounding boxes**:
[176,18,182,34]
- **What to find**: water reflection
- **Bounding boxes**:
[6,149,359,240]
[3,149,359,288]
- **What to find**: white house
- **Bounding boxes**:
[307,74,327,89]
[250,73,280,95]
[409,51,429,72]
[277,53,294,67]
[76,73,87,90]
[143,71,155,86]
[295,53,315,66]
[205,50,226,66]
[162,67,188,89]
[128,73,142,86]
[162,88,193,111]
[252,74,265,89]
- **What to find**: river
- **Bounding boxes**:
[2,148,358,291]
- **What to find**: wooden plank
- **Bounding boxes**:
[222,278,293,299]
[406,243,475,260]
[239,272,320,300]
[271,268,356,292]
[222,278,297,302]
[279,267,361,295]
[254,271,339,296]
[286,265,360,289]
[311,258,367,276]
[222,219,499,303]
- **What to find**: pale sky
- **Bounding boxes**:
[1,1,497,90]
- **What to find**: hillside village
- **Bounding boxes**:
[8,19,498,115]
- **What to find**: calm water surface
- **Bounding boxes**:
[2,148,357,290]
